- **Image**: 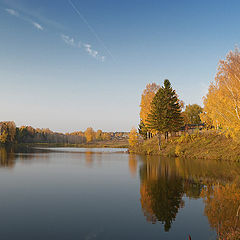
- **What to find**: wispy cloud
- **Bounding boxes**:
[61,34,76,47]
[68,0,113,60]
[5,8,19,17]
[5,6,105,61]
[32,22,43,31]
[61,34,105,62]
[4,1,65,31]
[84,44,105,61]
[84,44,98,58]
[5,7,44,31]
[84,43,105,61]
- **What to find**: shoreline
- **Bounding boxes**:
[0,142,129,149]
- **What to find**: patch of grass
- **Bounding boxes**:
[132,130,240,161]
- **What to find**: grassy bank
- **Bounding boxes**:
[130,130,240,161]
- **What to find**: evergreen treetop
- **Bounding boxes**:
[146,79,183,136]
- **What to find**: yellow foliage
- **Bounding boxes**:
[0,130,8,144]
[140,83,160,125]
[128,128,138,148]
[102,132,111,141]
[0,121,16,143]
[96,129,103,140]
[84,127,95,143]
[175,144,182,156]
[203,48,240,139]
[200,112,213,129]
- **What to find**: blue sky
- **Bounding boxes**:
[0,0,240,132]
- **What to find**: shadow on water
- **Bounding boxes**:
[137,155,240,238]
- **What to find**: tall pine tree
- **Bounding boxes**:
[138,120,148,140]
[146,79,183,150]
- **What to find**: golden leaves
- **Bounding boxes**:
[202,48,240,138]
[140,83,160,124]
[128,128,138,148]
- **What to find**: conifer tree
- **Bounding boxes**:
[146,80,183,149]
[162,80,183,136]
[138,120,148,140]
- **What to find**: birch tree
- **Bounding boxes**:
[202,48,240,138]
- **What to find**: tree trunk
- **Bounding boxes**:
[165,132,168,143]
[158,133,161,151]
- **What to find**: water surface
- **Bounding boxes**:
[0,146,240,239]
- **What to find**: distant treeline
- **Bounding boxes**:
[0,121,128,144]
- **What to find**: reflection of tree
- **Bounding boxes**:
[140,158,184,231]
[128,154,137,177]
[0,146,15,168]
[184,180,202,199]
[201,183,240,240]
[85,151,93,167]
[139,156,240,235]
[0,146,50,169]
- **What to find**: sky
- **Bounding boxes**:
[1,0,240,133]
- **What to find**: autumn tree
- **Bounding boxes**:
[0,130,8,144]
[16,126,35,143]
[102,132,111,141]
[146,80,183,149]
[202,48,240,138]
[8,122,16,142]
[129,128,138,150]
[0,121,16,144]
[199,111,213,129]
[140,83,160,138]
[84,127,95,143]
[96,129,103,141]
[1,122,85,144]
[183,104,203,125]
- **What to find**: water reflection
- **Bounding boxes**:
[85,151,94,167]
[128,154,137,177]
[0,146,15,168]
[0,145,50,168]
[201,183,240,239]
[1,146,240,239]
[139,157,185,231]
[138,156,240,237]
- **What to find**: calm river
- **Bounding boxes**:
[0,146,240,239]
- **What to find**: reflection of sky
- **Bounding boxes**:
[1,0,240,132]
[175,197,216,239]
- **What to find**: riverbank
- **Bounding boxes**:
[130,130,240,161]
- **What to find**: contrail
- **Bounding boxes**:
[68,0,114,60]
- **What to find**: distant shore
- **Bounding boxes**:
[1,140,129,149]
